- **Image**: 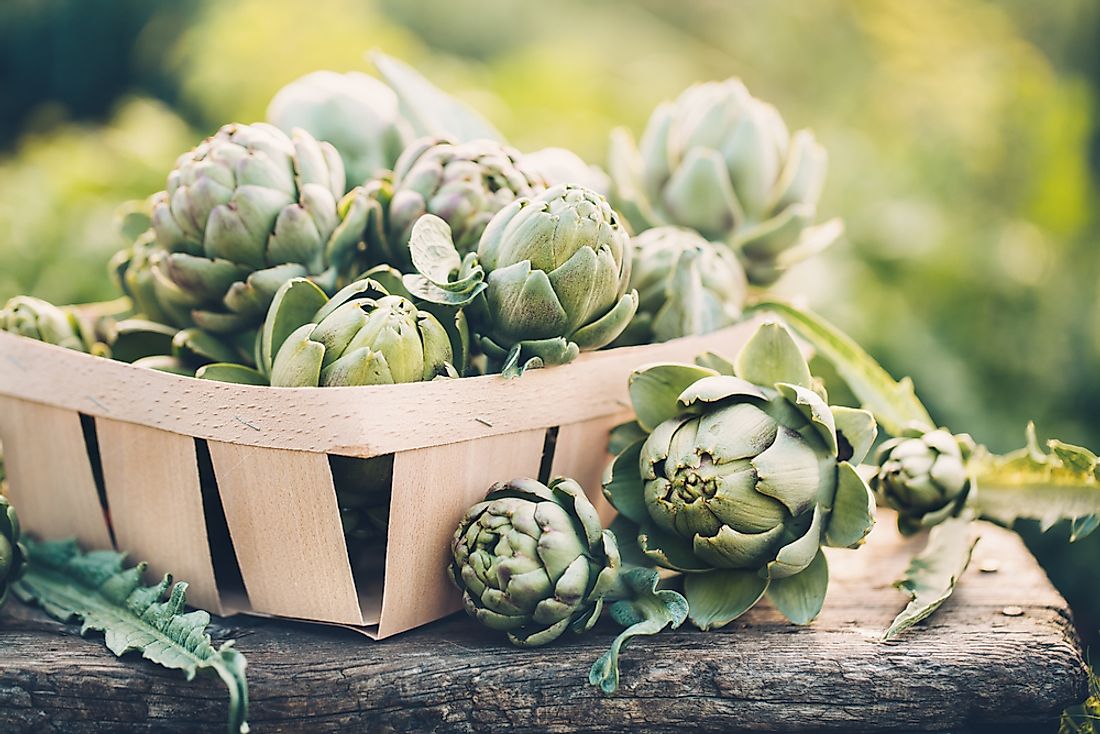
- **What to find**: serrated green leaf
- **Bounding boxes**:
[751,300,933,436]
[588,567,687,694]
[972,424,1100,533]
[883,516,977,640]
[13,539,249,734]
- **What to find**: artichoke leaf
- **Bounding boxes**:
[734,321,812,389]
[750,300,934,437]
[823,462,876,548]
[602,440,649,525]
[609,421,648,456]
[196,363,269,385]
[628,363,718,431]
[766,548,828,625]
[683,568,768,631]
[498,336,579,378]
[694,351,736,376]
[607,515,654,569]
[883,515,978,640]
[260,278,328,374]
[589,567,688,694]
[831,406,878,465]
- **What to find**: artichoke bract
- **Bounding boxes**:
[0,493,27,609]
[451,477,622,646]
[148,122,375,334]
[267,70,410,191]
[609,79,842,285]
[615,226,747,346]
[372,137,547,268]
[198,275,464,387]
[604,322,878,628]
[872,428,974,534]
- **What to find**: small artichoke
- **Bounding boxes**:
[615,226,747,346]
[0,493,27,609]
[604,322,878,628]
[148,122,375,334]
[1,296,89,352]
[267,70,410,191]
[609,79,841,285]
[872,429,974,534]
[372,137,547,268]
[451,477,621,646]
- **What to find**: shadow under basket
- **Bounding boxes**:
[0,321,761,638]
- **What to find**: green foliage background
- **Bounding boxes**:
[2,0,1098,642]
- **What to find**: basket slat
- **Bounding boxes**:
[378,429,547,638]
[206,442,363,624]
[0,395,113,550]
[95,419,225,614]
[550,413,631,525]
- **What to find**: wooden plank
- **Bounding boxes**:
[0,516,1086,733]
[0,395,113,550]
[549,414,631,525]
[379,429,546,638]
[206,442,363,625]
[95,419,225,615]
[0,319,763,458]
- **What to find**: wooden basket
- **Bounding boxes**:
[0,322,760,638]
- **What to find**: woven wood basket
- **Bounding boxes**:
[0,321,760,638]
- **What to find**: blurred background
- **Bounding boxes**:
[2,0,1098,643]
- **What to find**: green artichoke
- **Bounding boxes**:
[604,322,878,628]
[0,493,27,609]
[406,184,638,375]
[198,275,464,387]
[615,226,747,346]
[872,428,974,534]
[371,137,547,268]
[267,70,410,191]
[451,477,622,646]
[147,122,376,334]
[0,296,106,355]
[609,79,841,285]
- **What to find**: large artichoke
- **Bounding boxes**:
[615,226,747,346]
[604,322,878,628]
[451,477,622,646]
[609,79,841,285]
[0,493,27,609]
[872,428,974,534]
[267,70,410,191]
[147,122,375,334]
[406,184,638,375]
[370,137,547,268]
[198,275,464,387]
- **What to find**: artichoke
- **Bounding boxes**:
[872,428,974,534]
[615,226,747,346]
[147,122,376,334]
[371,137,547,268]
[0,493,27,609]
[523,147,610,194]
[609,79,841,285]
[267,70,410,191]
[604,322,878,628]
[406,184,638,375]
[198,275,464,387]
[451,477,622,646]
[0,296,107,355]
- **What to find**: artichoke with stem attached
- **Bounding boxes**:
[872,428,975,535]
[451,476,688,693]
[615,226,747,346]
[609,79,842,286]
[267,70,411,191]
[406,184,638,376]
[604,322,878,628]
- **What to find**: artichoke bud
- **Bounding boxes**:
[0,494,27,608]
[1,296,93,353]
[450,477,621,646]
[872,429,974,534]
[609,78,840,286]
[146,122,368,335]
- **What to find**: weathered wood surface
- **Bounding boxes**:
[0,518,1087,734]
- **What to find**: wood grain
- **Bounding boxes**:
[0,517,1086,733]
[0,395,113,551]
[95,419,225,614]
[0,320,762,458]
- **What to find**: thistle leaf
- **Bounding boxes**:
[751,300,934,437]
[12,539,249,734]
[883,515,977,640]
[972,423,1100,536]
